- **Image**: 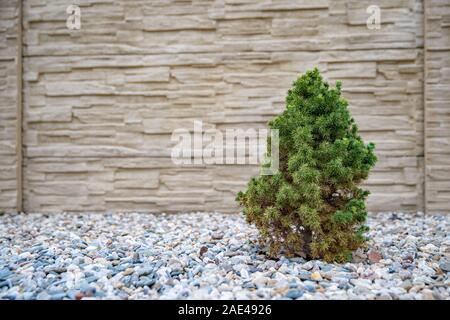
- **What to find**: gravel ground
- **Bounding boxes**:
[0,212,448,300]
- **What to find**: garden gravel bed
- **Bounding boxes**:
[0,212,449,300]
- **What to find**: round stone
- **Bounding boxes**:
[0,212,447,300]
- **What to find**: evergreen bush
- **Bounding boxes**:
[236,68,377,262]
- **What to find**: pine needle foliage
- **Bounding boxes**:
[236,68,377,262]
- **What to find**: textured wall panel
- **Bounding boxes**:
[0,0,444,213]
[0,0,19,212]
[19,0,426,213]
[425,0,450,214]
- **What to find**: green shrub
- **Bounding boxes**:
[236,68,377,262]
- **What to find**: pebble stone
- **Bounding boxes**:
[0,212,448,300]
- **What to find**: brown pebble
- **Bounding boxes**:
[75,292,84,300]
[199,246,208,257]
[368,250,382,263]
[123,267,134,276]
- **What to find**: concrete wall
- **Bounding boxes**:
[0,0,448,214]
[425,0,450,213]
[0,0,19,212]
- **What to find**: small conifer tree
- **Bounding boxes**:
[236,68,377,262]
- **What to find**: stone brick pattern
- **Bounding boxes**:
[21,0,425,213]
[0,0,447,214]
[425,0,450,214]
[0,0,19,212]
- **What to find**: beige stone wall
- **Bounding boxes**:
[0,0,448,213]
[425,0,450,214]
[0,0,19,212]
